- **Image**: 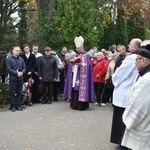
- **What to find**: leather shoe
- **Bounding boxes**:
[27,102,32,106]
[10,107,16,112]
[116,146,129,150]
[47,100,51,104]
[41,100,46,104]
[16,106,23,111]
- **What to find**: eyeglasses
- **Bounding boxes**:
[136,58,144,61]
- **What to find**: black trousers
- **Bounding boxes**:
[42,82,53,100]
[53,82,59,100]
[0,75,5,83]
[9,80,23,108]
[94,82,98,102]
[31,75,41,103]
[110,106,126,145]
[95,83,106,103]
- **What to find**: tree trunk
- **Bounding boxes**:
[36,0,56,20]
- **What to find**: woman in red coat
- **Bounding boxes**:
[92,52,109,106]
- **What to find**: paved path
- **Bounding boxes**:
[0,100,117,150]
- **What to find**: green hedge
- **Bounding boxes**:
[0,82,9,104]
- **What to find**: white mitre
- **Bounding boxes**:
[74,36,84,48]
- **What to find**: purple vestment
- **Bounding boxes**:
[63,51,95,102]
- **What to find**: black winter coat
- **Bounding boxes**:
[114,55,126,72]
[20,52,36,82]
[6,56,26,82]
[58,52,65,62]
[38,55,58,82]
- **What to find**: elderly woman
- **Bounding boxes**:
[105,52,119,102]
[92,52,109,106]
[105,52,119,81]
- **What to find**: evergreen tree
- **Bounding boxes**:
[99,4,117,50]
[35,0,57,51]
[3,20,17,51]
[115,1,128,46]
[0,0,19,51]
[18,0,28,49]
[53,0,108,50]
[100,23,116,50]
[127,12,145,42]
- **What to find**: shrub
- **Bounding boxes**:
[0,82,9,104]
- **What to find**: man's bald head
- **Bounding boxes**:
[128,38,142,53]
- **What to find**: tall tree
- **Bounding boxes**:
[99,3,117,49]
[0,0,19,51]
[36,0,56,20]
[122,0,145,41]
[115,0,128,45]
[25,0,39,45]
[126,12,145,41]
[34,0,57,50]
[18,0,28,49]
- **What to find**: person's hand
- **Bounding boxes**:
[105,79,108,84]
[34,71,38,76]
[54,78,57,81]
[96,74,100,78]
[76,63,81,66]
[28,72,32,75]
[97,75,100,81]
[39,77,42,80]
[17,71,23,77]
[94,61,97,65]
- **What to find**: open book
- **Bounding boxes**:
[70,57,81,64]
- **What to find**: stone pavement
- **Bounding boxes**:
[0,100,117,150]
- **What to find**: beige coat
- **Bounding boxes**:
[105,60,115,80]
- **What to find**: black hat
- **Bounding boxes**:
[138,40,150,59]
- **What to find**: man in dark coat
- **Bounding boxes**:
[20,45,36,82]
[114,45,127,72]
[38,47,58,104]
[31,44,43,103]
[6,46,26,112]
[20,45,36,105]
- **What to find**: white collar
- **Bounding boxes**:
[25,52,30,59]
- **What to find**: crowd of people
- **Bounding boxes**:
[0,36,150,150]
